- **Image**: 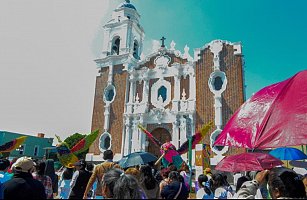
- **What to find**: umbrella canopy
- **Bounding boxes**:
[214,70,307,149]
[215,152,284,173]
[269,147,307,160]
[118,151,157,169]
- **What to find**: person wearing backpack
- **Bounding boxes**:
[83,150,119,199]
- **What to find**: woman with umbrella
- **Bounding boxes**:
[236,168,306,199]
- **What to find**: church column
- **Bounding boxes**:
[124,117,132,155]
[180,115,188,161]
[189,73,196,99]
[172,116,180,149]
[127,78,136,114]
[172,75,181,111]
[142,75,149,111]
[104,65,114,132]
[139,117,146,151]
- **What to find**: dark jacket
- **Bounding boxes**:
[161,181,189,199]
[69,169,92,199]
[3,172,46,199]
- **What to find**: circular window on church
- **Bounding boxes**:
[104,85,116,103]
[208,71,227,95]
[210,129,228,155]
[99,132,112,152]
[213,76,223,91]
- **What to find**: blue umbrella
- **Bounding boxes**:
[118,151,157,169]
[269,147,307,160]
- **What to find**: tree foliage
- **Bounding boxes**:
[64,133,87,159]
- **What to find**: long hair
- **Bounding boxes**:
[268,167,306,198]
[34,160,46,176]
[140,165,157,190]
[211,173,227,192]
[198,174,211,195]
[168,171,180,182]
[62,167,73,180]
[103,168,143,199]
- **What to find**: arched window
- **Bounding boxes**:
[111,37,120,55]
[104,85,116,103]
[133,40,139,59]
[158,86,167,102]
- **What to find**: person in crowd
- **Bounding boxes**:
[160,171,189,199]
[0,182,3,199]
[85,163,97,199]
[139,165,159,199]
[3,156,46,199]
[32,160,53,199]
[0,159,13,184]
[125,167,141,181]
[83,150,119,199]
[210,173,233,199]
[233,172,242,187]
[69,159,92,199]
[154,165,164,184]
[159,168,171,198]
[102,168,145,199]
[168,163,177,172]
[236,167,306,199]
[179,163,191,190]
[231,176,251,198]
[196,174,213,199]
[303,174,307,196]
[204,168,212,180]
[58,167,74,199]
[45,159,58,198]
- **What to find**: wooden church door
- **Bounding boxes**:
[147,128,171,158]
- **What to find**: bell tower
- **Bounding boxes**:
[101,0,145,60]
[88,1,145,161]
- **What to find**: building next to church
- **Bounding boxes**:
[0,131,54,159]
[87,0,246,167]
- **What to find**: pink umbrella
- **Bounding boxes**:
[215,152,284,172]
[214,70,307,149]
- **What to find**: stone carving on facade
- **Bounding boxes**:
[170,40,176,51]
[209,40,223,71]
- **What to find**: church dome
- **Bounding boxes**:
[117,0,136,10]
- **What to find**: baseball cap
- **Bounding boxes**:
[12,157,34,173]
[73,159,86,167]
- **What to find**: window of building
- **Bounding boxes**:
[133,40,139,59]
[104,85,116,103]
[34,146,39,156]
[213,76,223,91]
[18,145,25,155]
[111,37,120,55]
[158,86,167,102]
[99,132,112,152]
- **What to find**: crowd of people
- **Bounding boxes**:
[0,149,306,199]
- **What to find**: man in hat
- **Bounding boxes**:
[69,159,92,199]
[2,156,46,199]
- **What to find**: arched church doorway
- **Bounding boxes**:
[147,128,171,158]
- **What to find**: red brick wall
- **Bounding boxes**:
[195,44,245,155]
[90,65,127,155]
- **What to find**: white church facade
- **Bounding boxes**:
[87,0,246,166]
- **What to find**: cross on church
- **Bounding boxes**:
[160,36,166,47]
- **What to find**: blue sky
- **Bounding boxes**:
[133,0,307,97]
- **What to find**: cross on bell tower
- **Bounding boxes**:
[160,36,166,48]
